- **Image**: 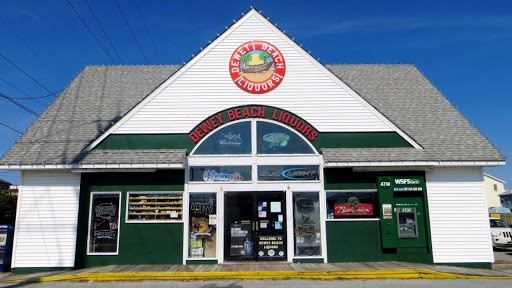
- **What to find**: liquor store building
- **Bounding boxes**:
[0,9,505,273]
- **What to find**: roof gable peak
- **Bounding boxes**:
[85,9,421,151]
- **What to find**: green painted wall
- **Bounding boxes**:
[293,258,324,263]
[13,267,73,275]
[97,132,411,152]
[324,168,378,190]
[326,221,432,263]
[98,134,194,151]
[75,171,185,268]
[186,260,218,265]
[95,105,411,151]
[324,169,433,264]
[324,169,427,190]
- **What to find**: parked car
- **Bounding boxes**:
[490,218,512,249]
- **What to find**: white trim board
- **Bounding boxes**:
[0,160,504,171]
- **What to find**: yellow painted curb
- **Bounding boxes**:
[4,269,512,283]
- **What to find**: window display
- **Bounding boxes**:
[189,193,217,258]
[193,121,251,155]
[258,165,319,181]
[326,191,378,219]
[257,121,315,154]
[190,166,252,182]
[293,192,321,256]
[127,193,183,222]
[88,193,120,254]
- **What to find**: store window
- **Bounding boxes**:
[127,192,183,222]
[189,193,217,258]
[293,192,321,257]
[193,121,251,155]
[326,191,378,219]
[257,121,315,154]
[88,192,121,254]
[190,166,252,182]
[258,165,319,181]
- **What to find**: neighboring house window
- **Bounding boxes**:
[494,184,498,192]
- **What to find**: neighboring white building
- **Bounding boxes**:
[500,190,512,210]
[484,173,505,208]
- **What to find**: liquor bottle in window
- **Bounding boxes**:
[244,236,251,254]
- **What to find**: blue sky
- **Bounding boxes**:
[0,0,511,187]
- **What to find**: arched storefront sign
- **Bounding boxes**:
[188,105,318,144]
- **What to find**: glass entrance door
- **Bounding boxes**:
[224,192,286,261]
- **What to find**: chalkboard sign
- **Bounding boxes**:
[89,193,120,254]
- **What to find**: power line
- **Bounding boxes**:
[0,121,23,134]
[8,91,61,100]
[0,75,47,107]
[66,0,116,64]
[0,52,52,94]
[84,0,125,64]
[113,0,148,64]
[0,91,39,117]
[2,90,62,100]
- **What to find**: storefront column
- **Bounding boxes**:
[318,192,327,262]
[286,185,294,262]
[217,187,225,264]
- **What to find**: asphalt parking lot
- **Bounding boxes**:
[494,247,512,264]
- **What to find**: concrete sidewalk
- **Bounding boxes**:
[1,262,512,283]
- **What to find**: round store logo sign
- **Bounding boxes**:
[229,40,286,94]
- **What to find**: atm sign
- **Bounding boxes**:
[398,208,414,213]
[394,179,421,185]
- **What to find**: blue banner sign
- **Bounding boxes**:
[190,166,252,182]
[258,165,319,181]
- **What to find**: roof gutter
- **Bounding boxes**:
[0,163,184,170]
[324,161,506,167]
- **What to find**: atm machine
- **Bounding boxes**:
[0,225,13,272]
[378,176,428,250]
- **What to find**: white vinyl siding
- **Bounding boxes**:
[426,167,493,263]
[12,171,80,268]
[114,14,394,134]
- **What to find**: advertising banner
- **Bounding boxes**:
[258,165,319,181]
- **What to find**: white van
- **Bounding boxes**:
[490,218,512,248]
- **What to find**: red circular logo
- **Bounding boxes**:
[229,41,286,94]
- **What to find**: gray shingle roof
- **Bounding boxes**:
[0,64,505,167]
[325,65,505,163]
[0,65,183,166]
